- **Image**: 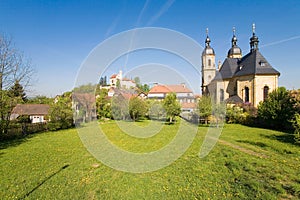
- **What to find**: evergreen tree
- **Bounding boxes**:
[9,80,27,102]
[96,88,111,119]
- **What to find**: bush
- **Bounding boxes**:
[257,87,297,130]
[292,113,300,143]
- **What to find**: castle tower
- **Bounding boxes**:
[201,28,216,95]
[227,27,242,58]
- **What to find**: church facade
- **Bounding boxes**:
[201,25,280,107]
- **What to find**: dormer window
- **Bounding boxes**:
[239,65,243,70]
[259,61,266,67]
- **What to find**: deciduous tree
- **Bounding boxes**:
[258,87,297,129]
[197,95,212,124]
[129,96,147,121]
[163,93,181,123]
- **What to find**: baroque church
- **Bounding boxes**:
[201,24,280,107]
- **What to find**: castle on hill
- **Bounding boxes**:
[201,24,280,107]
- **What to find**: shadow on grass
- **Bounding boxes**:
[262,133,299,146]
[236,140,268,148]
[0,136,30,151]
[18,164,70,200]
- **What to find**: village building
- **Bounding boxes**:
[72,93,97,123]
[148,84,197,111]
[202,25,280,107]
[109,70,136,89]
[10,104,50,123]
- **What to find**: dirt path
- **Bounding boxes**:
[218,139,269,158]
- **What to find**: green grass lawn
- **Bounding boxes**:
[0,121,299,199]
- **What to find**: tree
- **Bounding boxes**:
[0,34,34,135]
[27,95,53,104]
[134,77,140,85]
[48,93,73,130]
[0,34,34,91]
[258,87,297,130]
[99,76,108,86]
[96,89,111,119]
[148,100,166,120]
[0,90,21,134]
[137,84,150,93]
[163,93,181,123]
[292,113,300,143]
[197,95,212,124]
[129,96,147,121]
[111,94,129,120]
[9,80,27,102]
[116,79,121,89]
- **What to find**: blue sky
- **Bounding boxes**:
[1,0,300,96]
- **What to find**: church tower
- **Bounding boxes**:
[227,27,242,58]
[201,28,216,95]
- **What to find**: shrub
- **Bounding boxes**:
[257,87,297,130]
[292,113,300,143]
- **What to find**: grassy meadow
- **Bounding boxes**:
[0,120,299,199]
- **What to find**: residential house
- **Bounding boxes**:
[10,104,50,123]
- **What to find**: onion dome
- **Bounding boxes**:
[202,28,215,56]
[227,27,242,58]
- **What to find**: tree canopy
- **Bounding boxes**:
[258,87,297,130]
[163,93,181,123]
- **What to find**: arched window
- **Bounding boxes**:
[208,59,211,66]
[220,89,224,102]
[263,86,269,100]
[245,87,249,102]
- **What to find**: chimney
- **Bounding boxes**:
[181,83,186,88]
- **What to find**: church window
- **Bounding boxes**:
[208,59,211,66]
[244,87,249,102]
[220,89,224,102]
[263,86,269,100]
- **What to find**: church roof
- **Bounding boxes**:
[213,50,280,82]
[213,58,239,80]
[234,50,280,77]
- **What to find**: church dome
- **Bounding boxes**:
[203,46,215,56]
[202,35,215,56]
[227,27,242,58]
[227,46,242,57]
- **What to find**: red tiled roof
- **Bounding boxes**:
[11,104,50,115]
[148,85,171,93]
[181,102,197,109]
[110,74,117,78]
[148,84,192,94]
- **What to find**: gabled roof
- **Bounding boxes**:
[11,104,50,115]
[149,84,192,94]
[234,50,280,77]
[72,93,96,106]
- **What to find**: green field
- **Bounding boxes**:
[0,121,299,199]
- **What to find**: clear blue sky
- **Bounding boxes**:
[1,0,300,96]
